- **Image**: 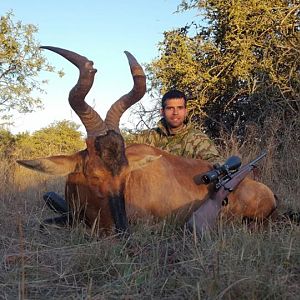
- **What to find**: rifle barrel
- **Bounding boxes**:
[248,151,267,167]
[220,151,267,191]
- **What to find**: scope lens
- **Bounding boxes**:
[202,175,210,184]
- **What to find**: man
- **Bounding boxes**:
[131,89,220,162]
[43,89,220,221]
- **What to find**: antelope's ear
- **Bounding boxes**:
[128,154,162,172]
[17,152,84,176]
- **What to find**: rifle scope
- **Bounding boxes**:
[201,155,242,184]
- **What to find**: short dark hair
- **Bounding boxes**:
[161,89,187,109]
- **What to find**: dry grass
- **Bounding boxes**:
[0,122,299,299]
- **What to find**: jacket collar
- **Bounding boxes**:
[157,118,190,136]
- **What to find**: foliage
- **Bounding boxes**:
[1,120,85,159]
[16,120,85,158]
[0,120,84,182]
[1,52,299,298]
[0,128,16,158]
[0,11,64,125]
[1,123,299,298]
[146,0,300,139]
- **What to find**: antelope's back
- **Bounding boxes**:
[124,144,213,221]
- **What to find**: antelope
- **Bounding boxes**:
[17,47,277,234]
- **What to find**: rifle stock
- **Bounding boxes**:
[187,189,227,235]
[187,151,267,236]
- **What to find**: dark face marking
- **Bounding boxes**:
[94,130,128,176]
[93,130,129,233]
[109,193,129,234]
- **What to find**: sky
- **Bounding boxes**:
[0,1,198,134]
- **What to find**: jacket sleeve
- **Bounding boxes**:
[190,132,222,163]
[127,130,155,146]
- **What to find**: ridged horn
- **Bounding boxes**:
[105,51,146,132]
[40,46,107,137]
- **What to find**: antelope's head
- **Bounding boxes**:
[17,47,146,234]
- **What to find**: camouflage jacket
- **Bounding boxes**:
[131,119,220,162]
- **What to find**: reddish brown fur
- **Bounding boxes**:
[20,142,276,232]
[124,144,277,223]
[17,47,277,233]
[64,135,129,233]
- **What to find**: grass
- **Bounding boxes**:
[0,123,299,299]
[1,209,299,299]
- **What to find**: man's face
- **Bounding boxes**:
[161,98,187,130]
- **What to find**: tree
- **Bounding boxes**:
[0,128,16,159]
[146,0,300,139]
[17,120,85,158]
[0,121,84,182]
[0,11,63,125]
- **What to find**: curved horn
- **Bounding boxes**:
[40,46,107,137]
[105,51,146,132]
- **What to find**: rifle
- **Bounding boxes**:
[187,151,267,236]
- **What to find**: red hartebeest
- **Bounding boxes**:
[17,47,277,234]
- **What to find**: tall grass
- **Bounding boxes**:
[0,121,299,299]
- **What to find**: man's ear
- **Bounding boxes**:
[184,106,188,118]
[185,107,189,118]
[160,108,164,117]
